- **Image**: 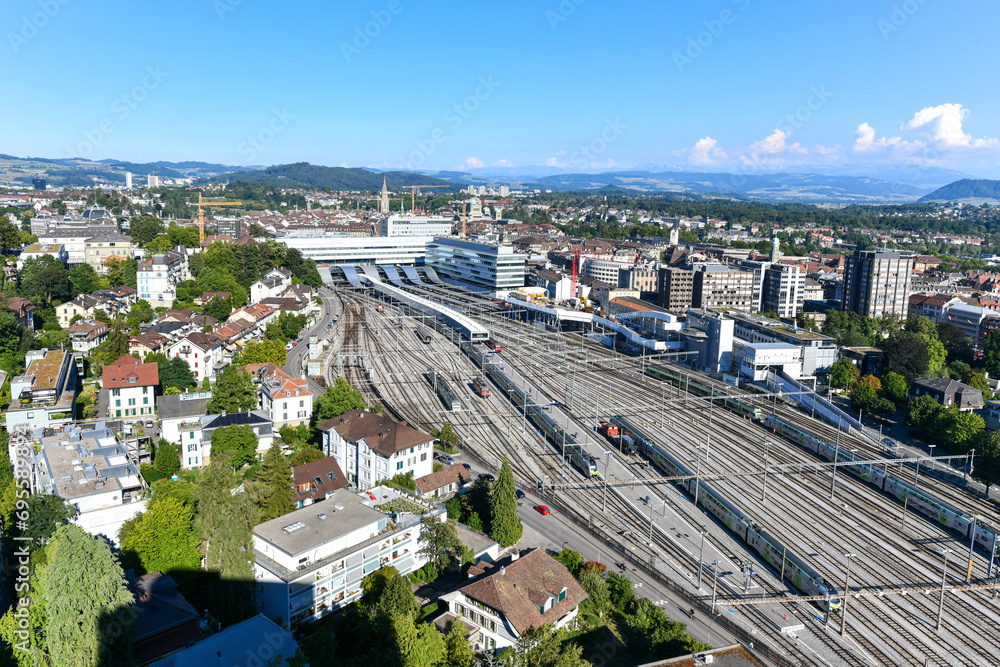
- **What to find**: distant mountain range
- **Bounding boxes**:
[919,179,1000,203]
[202,162,459,191]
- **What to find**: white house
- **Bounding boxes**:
[250,267,293,304]
[179,411,274,470]
[242,363,313,428]
[17,243,67,269]
[318,410,435,490]
[167,332,225,383]
[158,391,212,446]
[65,319,108,353]
[137,248,190,308]
[102,355,159,421]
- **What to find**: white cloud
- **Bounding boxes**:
[492,159,513,167]
[852,122,921,153]
[545,156,566,167]
[464,156,484,168]
[749,129,807,155]
[689,136,725,165]
[902,103,997,148]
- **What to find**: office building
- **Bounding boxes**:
[5,349,78,430]
[842,248,915,318]
[658,267,695,312]
[380,214,454,237]
[252,487,444,628]
[279,234,431,266]
[729,311,836,376]
[693,265,754,311]
[426,237,526,291]
[578,256,634,286]
[618,266,659,300]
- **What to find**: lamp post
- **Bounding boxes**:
[697,526,709,590]
[840,553,857,637]
[937,549,953,631]
[710,559,723,614]
[601,451,613,513]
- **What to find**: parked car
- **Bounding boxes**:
[438,454,456,466]
[515,489,525,500]
[285,342,294,350]
[533,505,551,515]
[461,463,471,471]
[479,473,495,483]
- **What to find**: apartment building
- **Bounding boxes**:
[319,410,435,490]
[167,333,224,383]
[252,488,444,628]
[243,363,313,428]
[693,265,755,311]
[249,267,293,304]
[65,319,108,353]
[102,355,159,421]
[137,248,190,308]
[841,248,915,318]
[84,231,133,275]
[5,349,78,430]
[658,267,695,313]
[178,411,274,470]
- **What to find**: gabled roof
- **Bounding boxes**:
[292,456,348,505]
[146,614,299,667]
[459,549,587,635]
[102,355,159,389]
[242,363,311,399]
[415,464,471,494]
[172,332,221,351]
[317,410,433,458]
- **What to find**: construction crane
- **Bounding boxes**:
[448,200,469,237]
[188,193,243,243]
[572,249,580,298]
[404,184,451,214]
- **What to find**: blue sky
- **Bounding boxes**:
[4,0,1000,176]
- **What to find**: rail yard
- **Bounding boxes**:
[321,272,1000,667]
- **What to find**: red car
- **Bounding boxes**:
[533,505,551,515]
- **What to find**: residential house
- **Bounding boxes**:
[102,354,159,421]
[415,464,472,500]
[228,303,278,329]
[84,231,133,275]
[167,333,224,383]
[911,377,985,412]
[6,297,34,331]
[249,267,293,304]
[129,331,168,358]
[252,487,444,628]
[65,319,108,353]
[14,423,146,543]
[56,294,102,328]
[292,456,348,508]
[318,410,435,490]
[17,243,67,269]
[127,571,203,666]
[197,291,232,305]
[179,411,274,470]
[158,391,212,446]
[146,614,300,667]
[137,248,190,308]
[439,548,588,653]
[243,363,313,428]
[5,348,78,430]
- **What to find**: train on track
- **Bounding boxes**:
[472,377,491,398]
[763,414,1000,553]
[415,325,432,344]
[644,365,764,421]
[427,368,461,412]
[463,343,598,476]
[614,414,841,610]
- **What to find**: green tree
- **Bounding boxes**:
[202,296,232,320]
[577,568,611,617]
[879,331,930,383]
[0,215,21,254]
[417,518,465,572]
[938,322,974,365]
[206,365,257,414]
[235,339,287,367]
[850,375,881,415]
[941,407,985,451]
[159,356,196,390]
[881,372,909,405]
[505,624,589,667]
[129,216,165,244]
[359,566,419,622]
[314,377,366,422]
[489,456,522,548]
[975,430,1000,486]
[906,395,941,428]
[119,496,200,576]
[391,612,446,667]
[256,442,295,521]
[101,320,131,363]
[437,421,460,449]
[21,494,76,545]
[153,441,181,476]
[42,524,135,667]
[68,262,100,297]
[443,620,474,667]
[144,235,175,254]
[20,255,72,307]
[210,424,258,468]
[965,372,992,402]
[982,330,1000,378]
[192,458,259,626]
[829,359,860,391]
[553,547,585,576]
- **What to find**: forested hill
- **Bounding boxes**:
[205,163,460,190]
[919,179,1000,202]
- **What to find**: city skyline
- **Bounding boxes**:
[6,0,1000,177]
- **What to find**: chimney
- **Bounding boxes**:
[500,566,506,576]
[510,551,519,562]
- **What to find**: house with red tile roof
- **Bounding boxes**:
[103,355,159,421]
[228,303,277,328]
[6,297,34,331]
[415,464,471,499]
[242,363,313,427]
[167,333,225,383]
[129,331,168,358]
[440,548,588,653]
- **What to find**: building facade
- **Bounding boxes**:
[380,214,454,237]
[658,267,695,313]
[102,355,159,421]
[693,265,754,311]
[5,349,78,430]
[84,232,133,275]
[842,248,915,318]
[426,238,526,291]
[137,248,190,308]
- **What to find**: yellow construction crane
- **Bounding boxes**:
[189,193,243,243]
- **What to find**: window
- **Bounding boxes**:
[396,461,403,470]
[188,444,197,452]
[189,431,195,439]
[420,453,427,462]
[143,397,148,405]
[115,399,121,407]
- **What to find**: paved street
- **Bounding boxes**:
[284,286,342,396]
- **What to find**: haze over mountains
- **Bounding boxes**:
[0,152,981,204]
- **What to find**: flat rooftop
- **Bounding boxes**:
[253,488,384,557]
[21,350,68,391]
[38,427,142,500]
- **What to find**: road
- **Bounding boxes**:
[283,287,342,396]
